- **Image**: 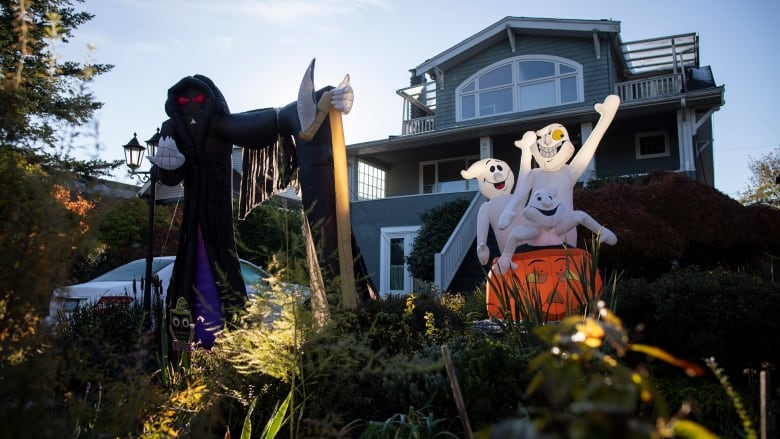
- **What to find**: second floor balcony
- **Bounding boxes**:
[398,73,690,137]
[614,73,683,102]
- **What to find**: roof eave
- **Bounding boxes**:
[414,16,621,76]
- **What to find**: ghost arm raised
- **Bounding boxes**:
[567,94,620,180]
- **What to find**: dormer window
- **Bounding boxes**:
[457,55,584,121]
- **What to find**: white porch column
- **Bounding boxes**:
[677,108,696,173]
[579,121,597,183]
[479,136,493,159]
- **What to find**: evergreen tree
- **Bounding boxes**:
[0,0,119,176]
[407,199,470,283]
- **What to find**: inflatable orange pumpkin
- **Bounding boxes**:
[485,248,602,321]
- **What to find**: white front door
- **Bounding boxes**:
[379,226,420,297]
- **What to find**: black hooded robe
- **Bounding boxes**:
[157,74,372,349]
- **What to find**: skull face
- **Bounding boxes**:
[460,158,515,200]
[531,123,575,172]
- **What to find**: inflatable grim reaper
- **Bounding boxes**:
[149,60,372,349]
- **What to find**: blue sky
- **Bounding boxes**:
[63,0,779,199]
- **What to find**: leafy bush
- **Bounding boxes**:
[70,198,181,284]
[31,262,769,438]
[235,197,307,282]
[615,266,780,374]
[576,171,780,279]
[407,199,470,283]
[477,305,727,438]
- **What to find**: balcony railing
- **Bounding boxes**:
[614,73,683,102]
[434,192,485,292]
[399,73,684,137]
[402,116,435,135]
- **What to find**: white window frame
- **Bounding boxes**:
[357,160,386,200]
[419,156,480,194]
[379,226,420,297]
[456,55,584,122]
[635,130,670,159]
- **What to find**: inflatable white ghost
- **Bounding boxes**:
[493,187,617,274]
[460,151,531,266]
[497,95,620,246]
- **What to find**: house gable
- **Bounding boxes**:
[413,16,620,76]
[435,34,614,130]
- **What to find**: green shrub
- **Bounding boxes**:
[407,199,470,283]
[616,266,780,374]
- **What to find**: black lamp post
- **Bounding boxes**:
[122,129,161,330]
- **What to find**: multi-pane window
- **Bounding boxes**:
[357,161,385,200]
[420,156,480,194]
[635,131,670,159]
[457,55,583,121]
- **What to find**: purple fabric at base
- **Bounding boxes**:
[194,227,223,348]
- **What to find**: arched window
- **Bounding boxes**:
[456,55,583,121]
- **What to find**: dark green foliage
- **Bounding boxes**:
[291,292,538,435]
[615,266,780,436]
[69,198,180,283]
[616,266,780,374]
[57,300,158,385]
[448,334,537,432]
[1,302,166,439]
[652,372,752,438]
[295,290,529,435]
[343,405,460,438]
[95,197,150,250]
[355,290,472,355]
[407,199,470,282]
[0,149,77,314]
[234,197,307,283]
[0,0,118,175]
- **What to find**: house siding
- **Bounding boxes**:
[351,191,475,290]
[436,35,614,131]
[384,142,479,197]
[596,113,681,178]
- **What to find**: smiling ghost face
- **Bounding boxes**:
[531,123,576,172]
[460,158,515,200]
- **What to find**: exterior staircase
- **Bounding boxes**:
[434,191,485,292]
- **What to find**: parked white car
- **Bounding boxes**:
[47,256,308,323]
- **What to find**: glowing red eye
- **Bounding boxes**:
[192,94,206,104]
[177,96,190,105]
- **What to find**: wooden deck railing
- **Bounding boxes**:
[402,116,435,135]
[614,74,683,102]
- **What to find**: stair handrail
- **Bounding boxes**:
[434,192,485,292]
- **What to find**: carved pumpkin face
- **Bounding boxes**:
[486,248,602,321]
